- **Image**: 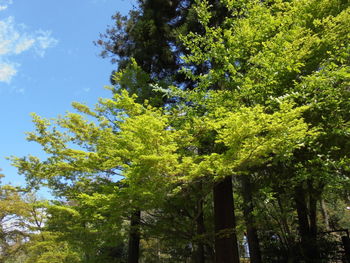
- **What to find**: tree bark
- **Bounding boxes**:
[294,185,310,239]
[196,199,206,263]
[128,210,141,263]
[320,198,330,231]
[294,184,319,263]
[276,194,295,261]
[241,175,262,263]
[308,181,321,261]
[341,236,350,263]
[308,189,318,238]
[213,176,240,263]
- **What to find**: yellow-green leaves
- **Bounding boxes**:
[177,100,310,181]
[12,90,181,210]
[216,103,309,171]
[181,0,350,105]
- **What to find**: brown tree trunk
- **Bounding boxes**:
[294,184,319,263]
[294,185,310,239]
[196,199,206,263]
[213,176,240,263]
[241,175,262,263]
[308,181,321,261]
[308,189,318,238]
[128,210,141,263]
[342,236,350,262]
[320,198,330,231]
[276,195,295,261]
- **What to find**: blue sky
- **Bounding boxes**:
[0,0,133,191]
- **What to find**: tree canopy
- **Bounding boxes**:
[4,0,350,262]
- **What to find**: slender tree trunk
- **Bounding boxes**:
[128,210,141,263]
[308,181,322,261]
[213,176,240,263]
[276,194,292,239]
[196,198,206,263]
[294,184,319,263]
[308,190,318,238]
[276,195,295,261]
[241,175,262,263]
[320,198,330,231]
[341,236,350,263]
[294,185,310,239]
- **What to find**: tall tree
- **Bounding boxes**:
[180,0,350,261]
[12,89,180,262]
[96,0,230,98]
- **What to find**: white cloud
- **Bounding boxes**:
[15,38,35,54]
[0,62,16,83]
[0,0,13,11]
[0,9,58,83]
[35,30,58,57]
[0,17,58,57]
[0,17,20,55]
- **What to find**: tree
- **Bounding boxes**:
[23,232,81,263]
[180,0,350,261]
[0,175,31,262]
[11,88,180,262]
[174,90,311,262]
[96,2,230,261]
[0,172,61,263]
[96,0,230,100]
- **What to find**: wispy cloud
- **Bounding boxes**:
[0,0,13,11]
[0,3,58,84]
[15,38,35,54]
[34,30,58,57]
[0,62,16,83]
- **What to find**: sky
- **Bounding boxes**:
[0,0,134,193]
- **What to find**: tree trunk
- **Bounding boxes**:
[308,181,321,261]
[320,198,330,231]
[276,194,294,261]
[241,175,262,263]
[128,210,141,263]
[294,185,310,239]
[308,188,318,238]
[341,236,350,263]
[213,176,240,263]
[294,185,319,263]
[196,199,206,263]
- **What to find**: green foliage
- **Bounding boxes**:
[8,0,350,261]
[24,232,81,263]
